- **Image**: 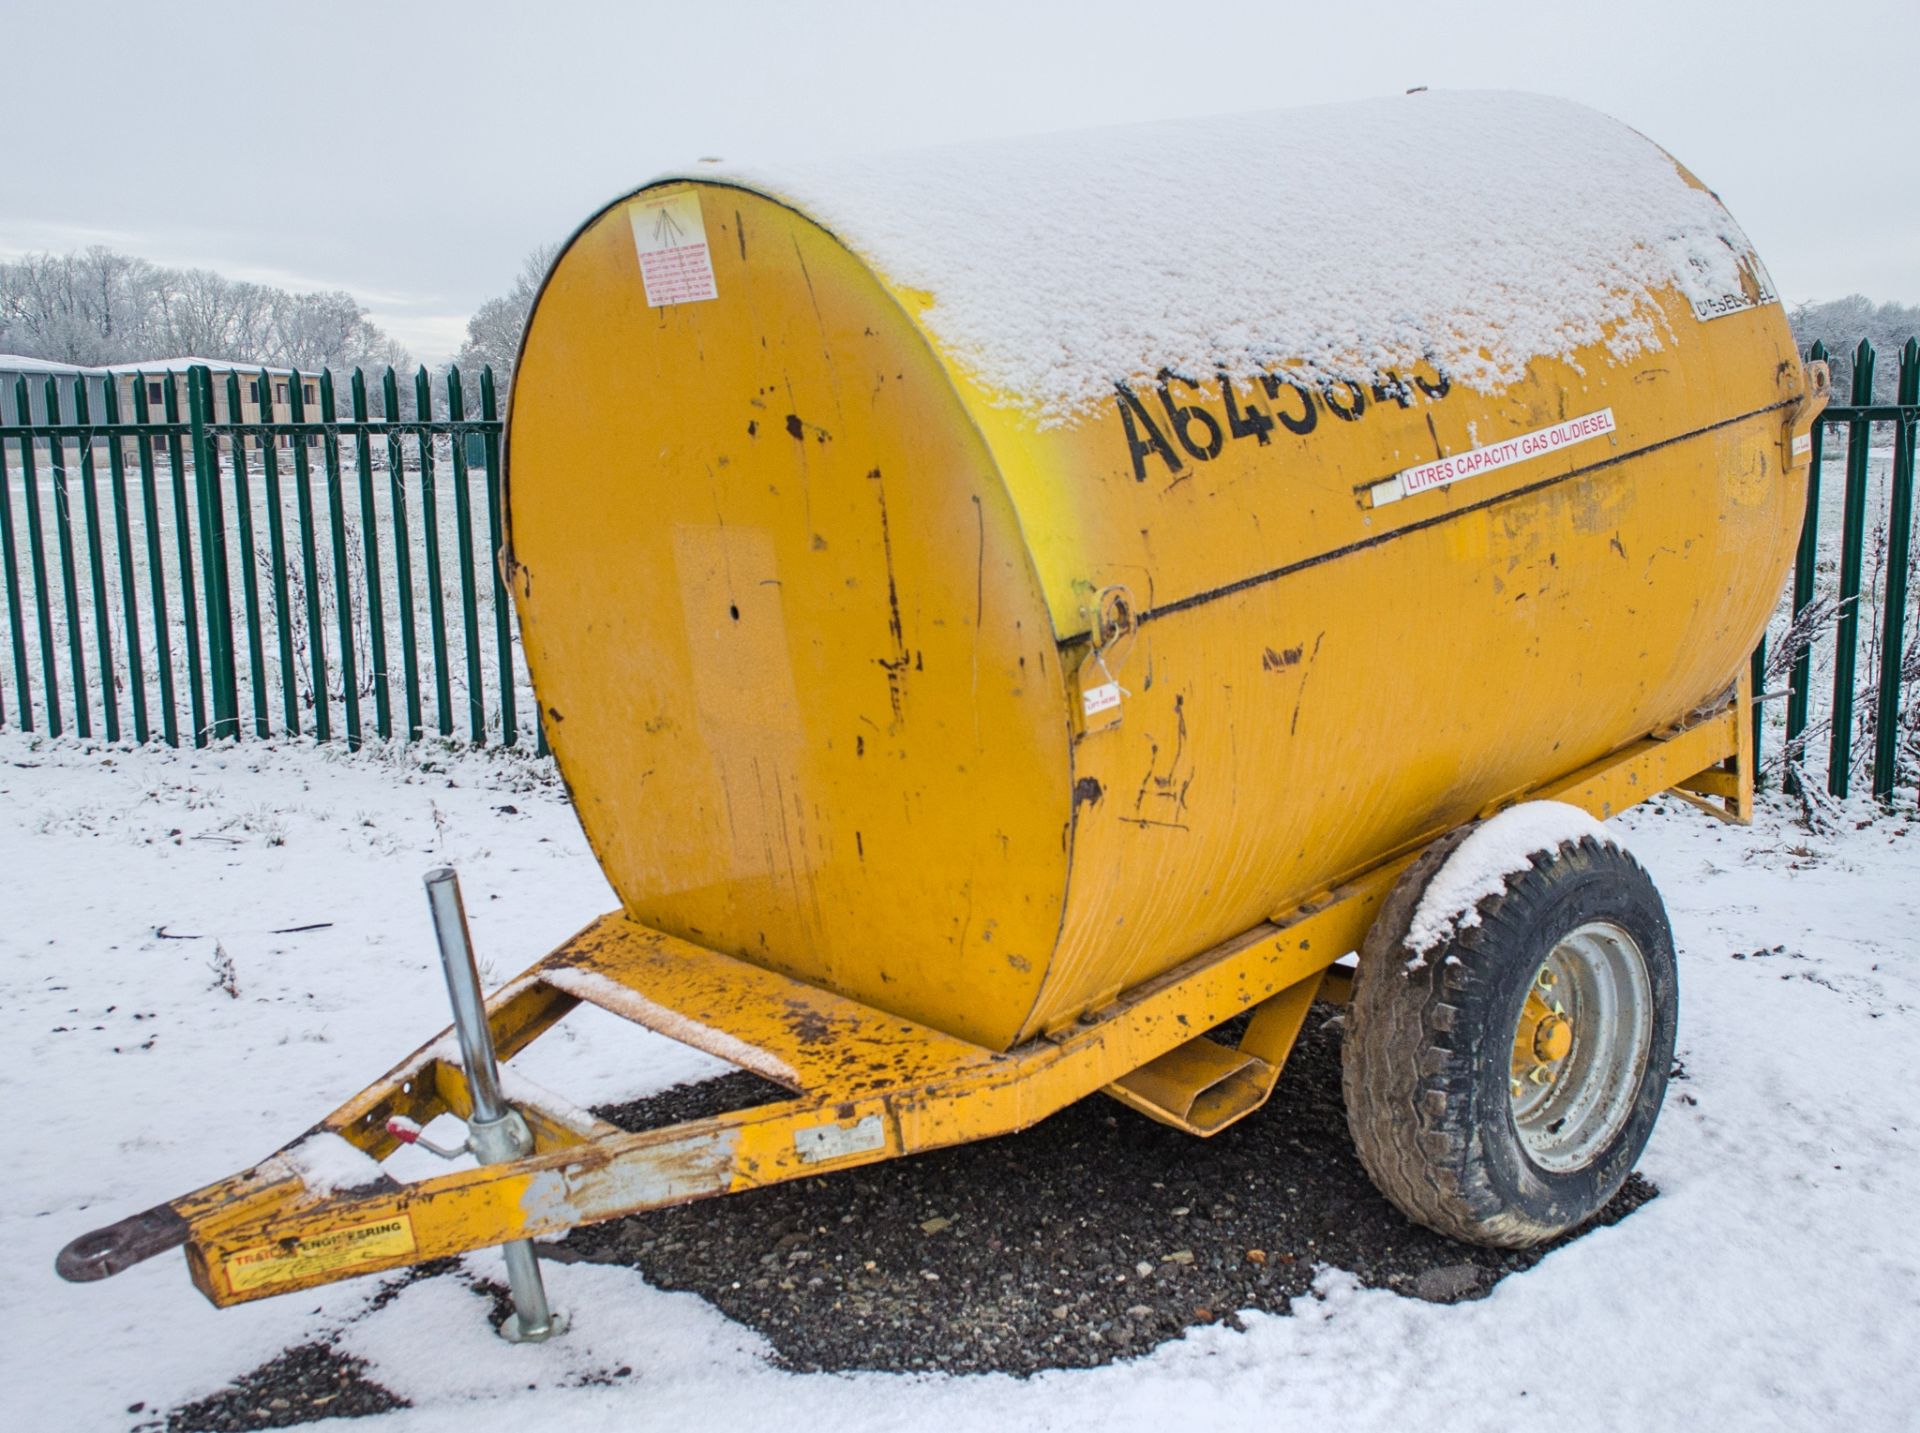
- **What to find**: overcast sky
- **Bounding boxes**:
[4,0,1913,365]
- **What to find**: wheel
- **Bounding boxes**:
[1341,808,1678,1247]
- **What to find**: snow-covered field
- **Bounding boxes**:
[3,732,1916,1431]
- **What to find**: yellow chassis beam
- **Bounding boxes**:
[65,691,1748,1309]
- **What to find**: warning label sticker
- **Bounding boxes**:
[629,191,718,308]
[1371,408,1617,507]
[224,1213,416,1293]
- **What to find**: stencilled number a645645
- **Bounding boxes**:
[1113,362,1451,485]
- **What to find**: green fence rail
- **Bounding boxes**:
[0,362,541,752]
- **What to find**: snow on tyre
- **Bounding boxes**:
[1341,801,1678,1247]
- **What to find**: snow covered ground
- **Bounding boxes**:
[2,732,1916,1431]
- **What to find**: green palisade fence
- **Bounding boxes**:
[1765,338,1920,804]
[0,363,538,751]
[2,348,1915,797]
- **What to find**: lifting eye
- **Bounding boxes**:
[1094,584,1137,648]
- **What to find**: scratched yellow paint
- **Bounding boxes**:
[508,187,1070,1050]
[507,181,1815,1051]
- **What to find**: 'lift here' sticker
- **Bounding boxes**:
[629,191,718,307]
[1369,408,1617,508]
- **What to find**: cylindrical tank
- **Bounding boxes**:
[505,91,1812,1052]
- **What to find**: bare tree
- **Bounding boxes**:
[1789,296,1920,403]
[0,245,411,373]
[0,246,161,365]
[454,243,561,384]
[156,267,249,357]
[267,289,382,371]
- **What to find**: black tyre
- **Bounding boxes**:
[1342,823,1677,1247]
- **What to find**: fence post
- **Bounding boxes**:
[1785,342,1828,793]
[0,385,33,730]
[17,378,60,736]
[383,367,424,741]
[415,366,453,737]
[1873,338,1918,802]
[73,379,121,742]
[1828,340,1877,798]
[480,367,517,749]
[223,372,269,738]
[320,371,362,750]
[46,379,91,738]
[188,365,239,739]
[288,373,331,742]
[101,381,149,743]
[162,376,208,745]
[351,370,391,741]
[447,367,486,744]
[132,376,181,747]
[412,364,453,737]
[255,367,298,735]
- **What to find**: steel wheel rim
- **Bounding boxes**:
[1509,920,1653,1172]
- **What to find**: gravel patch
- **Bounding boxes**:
[153,1264,459,1431]
[160,1009,1656,1424]
[568,1010,1655,1375]
[156,1342,407,1430]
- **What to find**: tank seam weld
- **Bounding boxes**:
[1058,396,1798,647]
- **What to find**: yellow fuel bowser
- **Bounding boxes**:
[58,90,1826,1330]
